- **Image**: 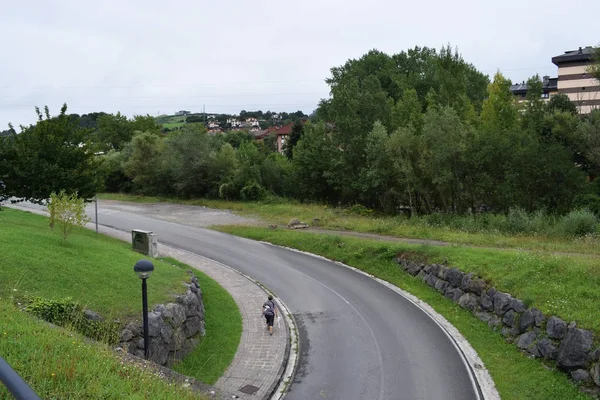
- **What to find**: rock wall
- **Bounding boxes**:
[118,275,205,367]
[394,257,600,390]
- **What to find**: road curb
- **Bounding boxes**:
[257,240,501,400]
[160,244,299,400]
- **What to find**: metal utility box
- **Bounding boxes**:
[131,229,158,258]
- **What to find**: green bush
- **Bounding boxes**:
[25,297,120,344]
[573,194,600,216]
[555,209,599,237]
[345,204,373,217]
[218,182,238,200]
[240,182,265,201]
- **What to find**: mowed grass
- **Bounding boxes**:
[216,226,595,400]
[163,122,185,130]
[167,259,242,385]
[0,300,203,400]
[97,193,600,256]
[0,208,190,318]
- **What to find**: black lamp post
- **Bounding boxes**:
[134,259,154,360]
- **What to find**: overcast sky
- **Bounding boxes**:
[1,0,598,128]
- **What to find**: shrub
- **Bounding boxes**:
[573,194,600,216]
[218,182,238,200]
[505,207,530,234]
[47,190,91,240]
[555,209,599,237]
[345,204,373,217]
[240,182,265,201]
[25,296,120,344]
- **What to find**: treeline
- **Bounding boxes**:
[2,45,600,218]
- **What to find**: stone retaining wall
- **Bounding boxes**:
[118,275,205,367]
[394,256,600,392]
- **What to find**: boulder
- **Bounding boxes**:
[531,308,545,327]
[557,327,594,370]
[502,310,517,327]
[436,265,448,280]
[458,293,479,312]
[424,273,438,288]
[120,328,134,342]
[517,331,538,352]
[288,218,309,229]
[468,278,486,296]
[518,309,535,333]
[181,292,202,318]
[83,309,104,322]
[480,292,493,312]
[434,279,449,294]
[493,291,513,316]
[405,262,424,276]
[147,311,164,337]
[460,273,474,292]
[183,316,203,338]
[487,287,497,299]
[510,298,527,313]
[592,363,600,387]
[546,316,567,340]
[571,369,591,383]
[445,268,464,287]
[160,325,173,344]
[163,303,186,327]
[148,337,169,365]
[423,264,432,274]
[444,287,464,303]
[537,337,558,360]
[168,328,186,352]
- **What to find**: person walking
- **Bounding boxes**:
[262,295,278,336]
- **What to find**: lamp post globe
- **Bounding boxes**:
[134,259,154,280]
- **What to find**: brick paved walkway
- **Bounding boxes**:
[86,223,290,400]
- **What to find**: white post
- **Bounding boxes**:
[94,194,98,233]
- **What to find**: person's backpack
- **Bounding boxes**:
[263,301,275,316]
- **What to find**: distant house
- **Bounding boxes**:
[275,123,294,153]
[207,120,222,135]
[244,117,260,128]
[552,46,599,114]
[175,110,191,116]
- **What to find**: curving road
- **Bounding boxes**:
[15,201,481,400]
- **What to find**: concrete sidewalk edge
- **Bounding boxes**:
[161,243,300,400]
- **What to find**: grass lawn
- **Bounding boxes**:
[96,193,600,256]
[216,226,595,400]
[0,208,242,394]
[0,208,190,319]
[0,301,204,400]
[167,259,242,385]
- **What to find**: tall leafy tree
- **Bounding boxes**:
[283,120,305,159]
[0,105,102,203]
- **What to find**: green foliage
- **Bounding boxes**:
[1,301,202,400]
[283,120,305,159]
[554,209,598,237]
[48,190,91,240]
[0,105,102,204]
[546,94,577,115]
[25,296,120,344]
[240,181,265,201]
[573,193,600,216]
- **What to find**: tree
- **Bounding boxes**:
[47,190,90,240]
[0,105,102,204]
[96,112,134,151]
[521,75,545,135]
[357,121,395,212]
[283,120,305,159]
[122,132,171,195]
[291,122,337,201]
[480,72,518,133]
[546,93,577,115]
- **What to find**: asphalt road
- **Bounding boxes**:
[13,201,480,400]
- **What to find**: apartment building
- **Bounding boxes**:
[552,46,599,114]
[510,75,558,104]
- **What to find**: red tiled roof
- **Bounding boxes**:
[275,123,293,135]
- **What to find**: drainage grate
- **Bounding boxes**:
[239,384,260,395]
